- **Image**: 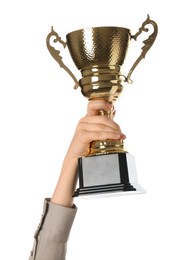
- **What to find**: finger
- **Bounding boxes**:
[78,121,122,134]
[78,129,124,143]
[80,115,121,131]
[87,100,112,116]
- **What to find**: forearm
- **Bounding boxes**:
[29,100,125,259]
[51,155,78,208]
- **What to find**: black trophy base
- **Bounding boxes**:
[73,152,145,198]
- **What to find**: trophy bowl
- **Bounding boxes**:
[66,26,131,101]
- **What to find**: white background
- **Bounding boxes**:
[0,0,192,259]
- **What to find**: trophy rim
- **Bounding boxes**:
[66,26,131,36]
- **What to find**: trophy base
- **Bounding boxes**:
[73,152,145,198]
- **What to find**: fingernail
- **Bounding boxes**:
[107,102,112,108]
[121,133,126,139]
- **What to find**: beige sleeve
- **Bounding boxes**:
[28,198,77,260]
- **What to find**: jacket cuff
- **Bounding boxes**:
[35,198,77,243]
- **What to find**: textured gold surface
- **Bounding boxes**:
[46,16,158,155]
[66,27,130,69]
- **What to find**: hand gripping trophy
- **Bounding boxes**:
[46,15,158,198]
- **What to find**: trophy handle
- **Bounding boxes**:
[46,27,79,89]
[127,15,158,84]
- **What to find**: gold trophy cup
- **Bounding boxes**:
[46,15,158,198]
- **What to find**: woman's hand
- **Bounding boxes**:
[66,100,126,159]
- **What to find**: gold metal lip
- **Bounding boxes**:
[66,26,131,36]
[81,65,121,76]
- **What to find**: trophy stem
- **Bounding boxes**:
[76,64,128,156]
[89,107,126,155]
